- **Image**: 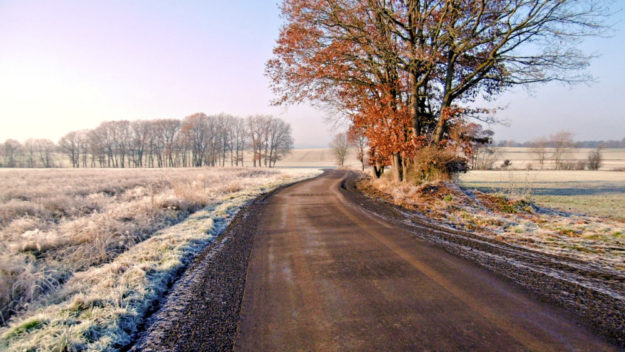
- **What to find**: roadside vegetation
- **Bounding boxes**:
[460,170,625,221]
[360,171,625,272]
[0,168,320,351]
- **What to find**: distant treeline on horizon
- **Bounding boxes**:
[0,113,293,169]
[495,139,625,149]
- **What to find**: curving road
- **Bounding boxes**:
[234,170,617,351]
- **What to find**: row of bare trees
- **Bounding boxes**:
[0,139,58,168]
[531,132,603,170]
[1,114,293,168]
[329,130,369,171]
[469,131,605,170]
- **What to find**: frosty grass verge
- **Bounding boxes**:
[0,168,321,351]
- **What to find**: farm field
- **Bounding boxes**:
[267,148,364,168]
[367,171,625,273]
[490,147,625,170]
[0,167,320,351]
[459,170,625,221]
[273,147,625,170]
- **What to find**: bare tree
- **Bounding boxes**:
[59,132,82,168]
[181,113,210,167]
[471,146,498,170]
[1,139,23,167]
[130,121,151,167]
[267,118,294,167]
[23,139,37,167]
[34,139,56,168]
[232,117,247,166]
[551,131,574,170]
[247,115,269,167]
[530,137,550,170]
[347,127,367,171]
[330,133,349,168]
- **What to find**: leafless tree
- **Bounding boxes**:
[1,139,23,167]
[530,137,550,170]
[129,121,151,167]
[347,128,367,171]
[59,132,82,168]
[34,139,56,168]
[266,118,294,167]
[23,139,37,168]
[551,131,574,170]
[330,133,349,168]
[181,113,210,167]
[247,115,269,167]
[232,117,247,166]
[471,146,498,170]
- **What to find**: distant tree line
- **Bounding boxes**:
[471,131,616,171]
[0,114,293,168]
[495,138,625,149]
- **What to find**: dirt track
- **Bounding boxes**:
[235,170,617,351]
[133,170,621,351]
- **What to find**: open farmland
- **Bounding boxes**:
[0,167,320,351]
[275,148,363,168]
[490,147,625,170]
[459,170,625,221]
[274,147,625,170]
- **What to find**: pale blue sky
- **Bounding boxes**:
[0,1,623,146]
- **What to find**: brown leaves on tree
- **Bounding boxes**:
[267,0,609,182]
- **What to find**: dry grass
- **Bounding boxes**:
[0,168,321,350]
[365,173,625,272]
[460,170,625,221]
[275,148,363,168]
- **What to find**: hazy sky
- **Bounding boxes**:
[1,1,624,146]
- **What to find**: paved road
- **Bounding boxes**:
[234,170,616,351]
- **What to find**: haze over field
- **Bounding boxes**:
[1,1,624,146]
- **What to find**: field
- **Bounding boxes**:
[459,170,625,221]
[275,148,362,168]
[273,147,625,169]
[0,168,320,351]
[366,171,625,273]
[491,147,625,170]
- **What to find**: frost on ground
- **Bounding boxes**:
[363,176,625,273]
[0,168,320,351]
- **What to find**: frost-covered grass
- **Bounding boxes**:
[460,170,625,221]
[364,173,625,272]
[0,168,321,351]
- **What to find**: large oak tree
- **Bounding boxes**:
[267,0,609,182]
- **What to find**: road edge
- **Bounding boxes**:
[128,172,325,351]
[338,171,625,348]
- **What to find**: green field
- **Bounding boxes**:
[459,171,625,221]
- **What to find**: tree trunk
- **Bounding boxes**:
[391,153,403,182]
[373,164,384,178]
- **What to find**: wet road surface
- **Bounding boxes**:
[235,170,617,351]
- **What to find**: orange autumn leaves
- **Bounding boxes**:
[267,0,606,180]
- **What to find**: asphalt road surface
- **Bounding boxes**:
[234,170,617,351]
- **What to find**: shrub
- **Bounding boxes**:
[588,147,602,170]
[412,146,469,182]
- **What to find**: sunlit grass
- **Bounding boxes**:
[0,167,321,351]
